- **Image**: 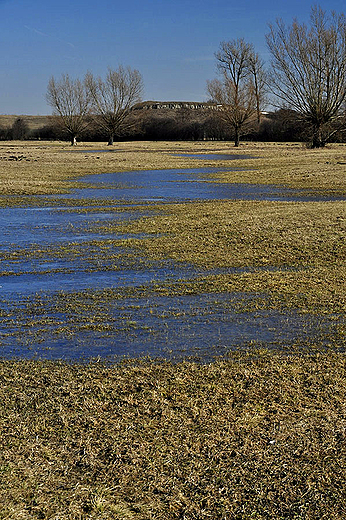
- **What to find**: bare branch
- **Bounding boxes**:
[207,38,266,146]
[46,74,91,145]
[85,66,143,145]
[266,5,346,147]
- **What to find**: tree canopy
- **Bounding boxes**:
[207,39,266,147]
[266,5,346,147]
[85,66,143,145]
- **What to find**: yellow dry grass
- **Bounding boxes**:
[0,352,345,519]
[0,140,346,196]
[0,140,345,518]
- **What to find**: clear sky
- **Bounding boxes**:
[1,0,345,115]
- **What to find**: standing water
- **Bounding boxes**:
[0,158,345,360]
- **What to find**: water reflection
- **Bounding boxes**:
[0,206,130,250]
[66,168,339,202]
[1,292,344,361]
[1,163,345,360]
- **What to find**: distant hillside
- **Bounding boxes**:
[0,102,217,130]
[133,101,220,110]
[0,115,50,130]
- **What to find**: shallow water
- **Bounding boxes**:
[0,206,130,250]
[0,253,214,297]
[65,167,343,202]
[173,153,256,160]
[1,292,344,361]
[1,162,345,360]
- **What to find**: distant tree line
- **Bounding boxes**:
[2,5,346,148]
[0,118,31,140]
[2,105,346,144]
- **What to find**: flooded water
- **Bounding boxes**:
[1,292,341,361]
[65,167,343,202]
[173,153,256,160]
[0,206,130,250]
[1,162,345,361]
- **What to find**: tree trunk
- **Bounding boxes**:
[311,125,325,148]
[108,135,114,146]
[234,126,240,147]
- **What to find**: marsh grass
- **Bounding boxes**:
[0,141,345,327]
[107,199,346,268]
[100,199,346,316]
[1,140,346,197]
[0,352,345,519]
[0,141,346,517]
[0,141,345,343]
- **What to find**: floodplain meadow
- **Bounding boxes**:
[0,140,345,518]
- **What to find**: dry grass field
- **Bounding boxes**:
[0,352,345,520]
[0,140,345,518]
[0,139,346,197]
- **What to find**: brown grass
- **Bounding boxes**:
[99,198,346,315]
[0,140,346,197]
[0,140,345,518]
[113,199,346,268]
[0,352,345,519]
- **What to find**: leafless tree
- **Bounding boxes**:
[207,39,267,147]
[85,66,143,145]
[248,52,268,124]
[266,5,346,148]
[46,74,91,145]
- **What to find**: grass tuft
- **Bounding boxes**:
[0,352,345,519]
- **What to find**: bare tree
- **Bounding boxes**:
[266,5,346,148]
[207,39,266,147]
[248,52,268,124]
[85,66,143,145]
[46,74,91,145]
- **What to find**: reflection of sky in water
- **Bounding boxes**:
[0,207,135,250]
[1,164,345,361]
[1,293,344,361]
[0,259,212,297]
[62,168,344,202]
[67,168,304,201]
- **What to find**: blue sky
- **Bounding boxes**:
[1,0,345,114]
